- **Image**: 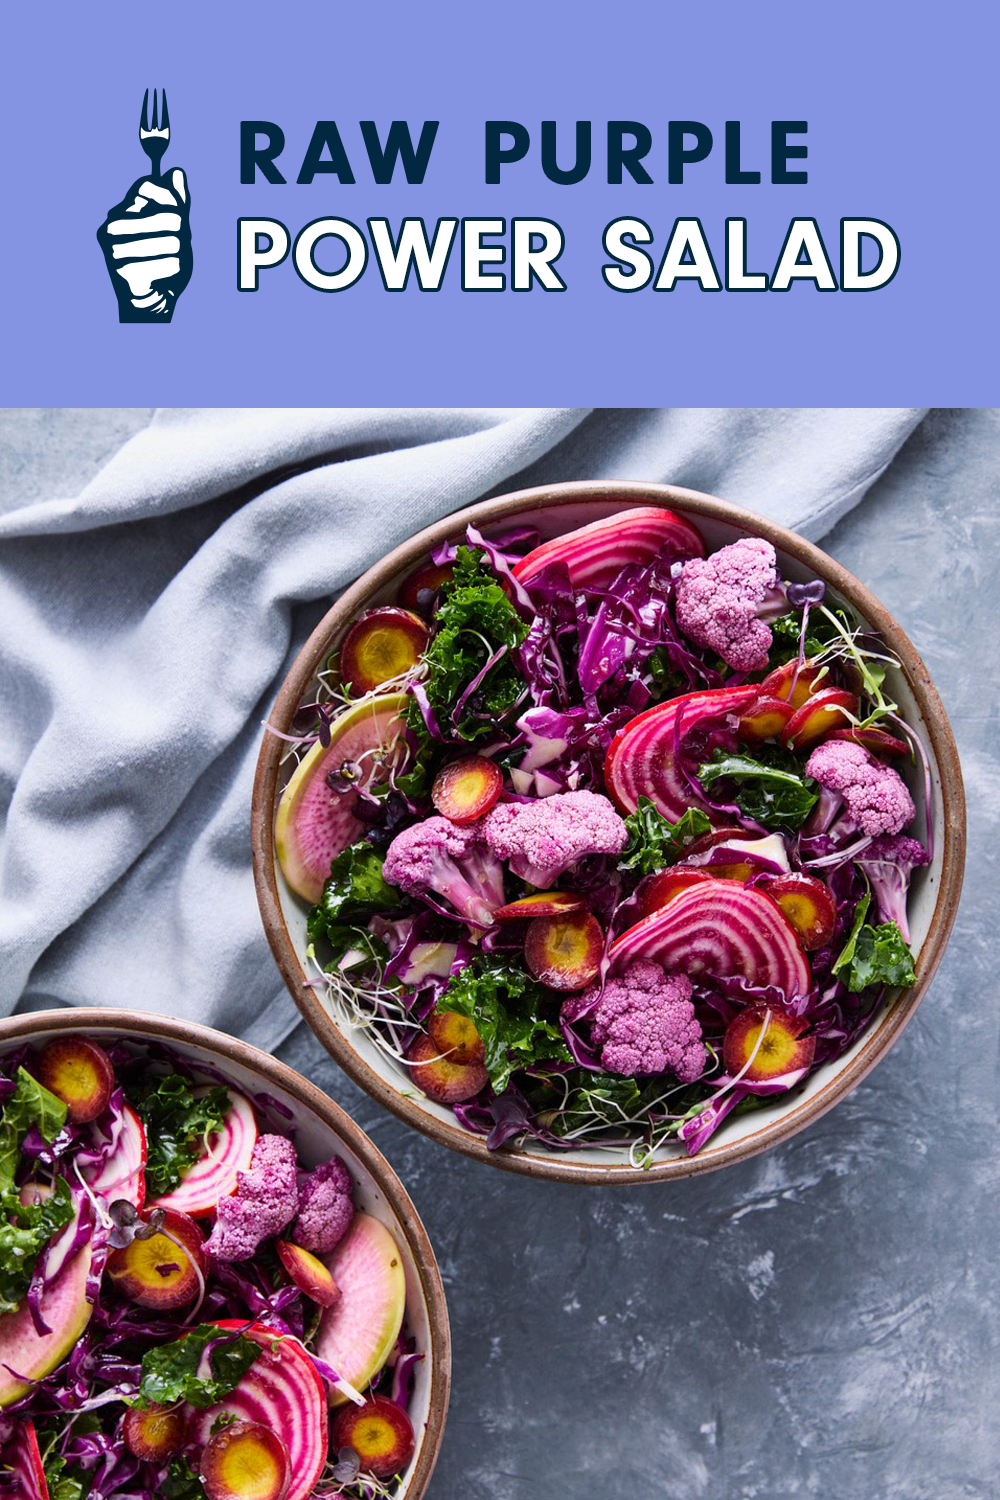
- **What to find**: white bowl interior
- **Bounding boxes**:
[1,1026,439,1491]
[274,500,944,1175]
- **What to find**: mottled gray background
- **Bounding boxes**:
[1,410,994,1499]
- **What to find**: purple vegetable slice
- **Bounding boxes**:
[148,1087,257,1218]
[82,1101,147,1210]
[609,883,811,998]
[275,694,408,903]
[512,506,704,588]
[0,1419,49,1500]
[187,1322,328,1500]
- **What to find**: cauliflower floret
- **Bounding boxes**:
[383,815,505,927]
[674,537,783,672]
[568,960,706,1081]
[205,1135,298,1262]
[294,1156,354,1254]
[483,790,628,889]
[805,739,914,839]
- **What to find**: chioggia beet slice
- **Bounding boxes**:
[427,1008,485,1065]
[82,1102,147,1210]
[609,882,811,997]
[315,1214,407,1407]
[763,873,837,950]
[512,506,705,589]
[431,755,502,823]
[277,1240,340,1308]
[200,1421,290,1500]
[339,608,429,696]
[524,910,603,991]
[723,1005,816,1084]
[123,1403,186,1462]
[604,685,760,821]
[330,1395,415,1480]
[34,1036,114,1124]
[106,1209,206,1310]
[148,1087,257,1218]
[275,694,408,904]
[407,1033,487,1103]
[0,1419,49,1500]
[188,1322,328,1500]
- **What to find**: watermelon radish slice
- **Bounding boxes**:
[82,1102,147,1211]
[0,1242,92,1408]
[148,1088,257,1219]
[187,1322,328,1500]
[314,1213,406,1408]
[0,1419,49,1500]
[275,694,408,905]
[512,507,704,589]
[610,883,811,997]
[604,685,760,821]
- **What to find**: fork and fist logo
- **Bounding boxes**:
[96,90,192,323]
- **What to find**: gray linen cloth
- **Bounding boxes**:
[0,407,925,1050]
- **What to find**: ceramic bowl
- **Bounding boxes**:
[0,1008,450,1497]
[252,482,966,1184]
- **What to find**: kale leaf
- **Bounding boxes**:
[833,892,916,991]
[408,546,529,741]
[766,606,853,667]
[697,749,818,829]
[0,1068,68,1193]
[618,801,713,877]
[0,1177,74,1315]
[129,1075,230,1198]
[41,1449,87,1500]
[136,1323,262,1409]
[438,957,570,1095]
[306,841,401,968]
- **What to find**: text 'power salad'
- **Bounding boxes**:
[274,507,931,1165]
[0,1038,422,1500]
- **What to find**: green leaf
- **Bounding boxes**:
[697,749,819,829]
[161,1459,206,1500]
[129,1075,231,1198]
[0,1068,68,1194]
[41,1450,87,1500]
[438,957,570,1095]
[407,546,529,742]
[0,1177,74,1315]
[766,608,851,667]
[136,1324,262,1409]
[833,897,916,991]
[618,801,713,877]
[306,842,401,966]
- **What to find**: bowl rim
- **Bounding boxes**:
[251,479,967,1185]
[0,1007,451,1500]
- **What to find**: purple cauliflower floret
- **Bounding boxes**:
[805,739,915,840]
[294,1155,355,1254]
[674,537,785,672]
[855,834,928,943]
[569,960,706,1081]
[483,790,628,889]
[205,1134,298,1262]
[383,815,505,927]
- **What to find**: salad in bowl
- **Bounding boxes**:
[0,1015,448,1500]
[256,486,963,1180]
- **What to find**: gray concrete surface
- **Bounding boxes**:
[0,409,994,1499]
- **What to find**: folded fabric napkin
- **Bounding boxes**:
[0,406,925,1050]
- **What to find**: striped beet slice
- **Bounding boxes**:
[0,1420,48,1500]
[512,507,704,589]
[83,1102,147,1210]
[188,1323,328,1500]
[610,883,811,998]
[149,1088,257,1218]
[604,685,760,822]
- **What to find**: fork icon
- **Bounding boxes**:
[139,88,171,180]
[95,89,193,323]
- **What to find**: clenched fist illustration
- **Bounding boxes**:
[96,169,192,322]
